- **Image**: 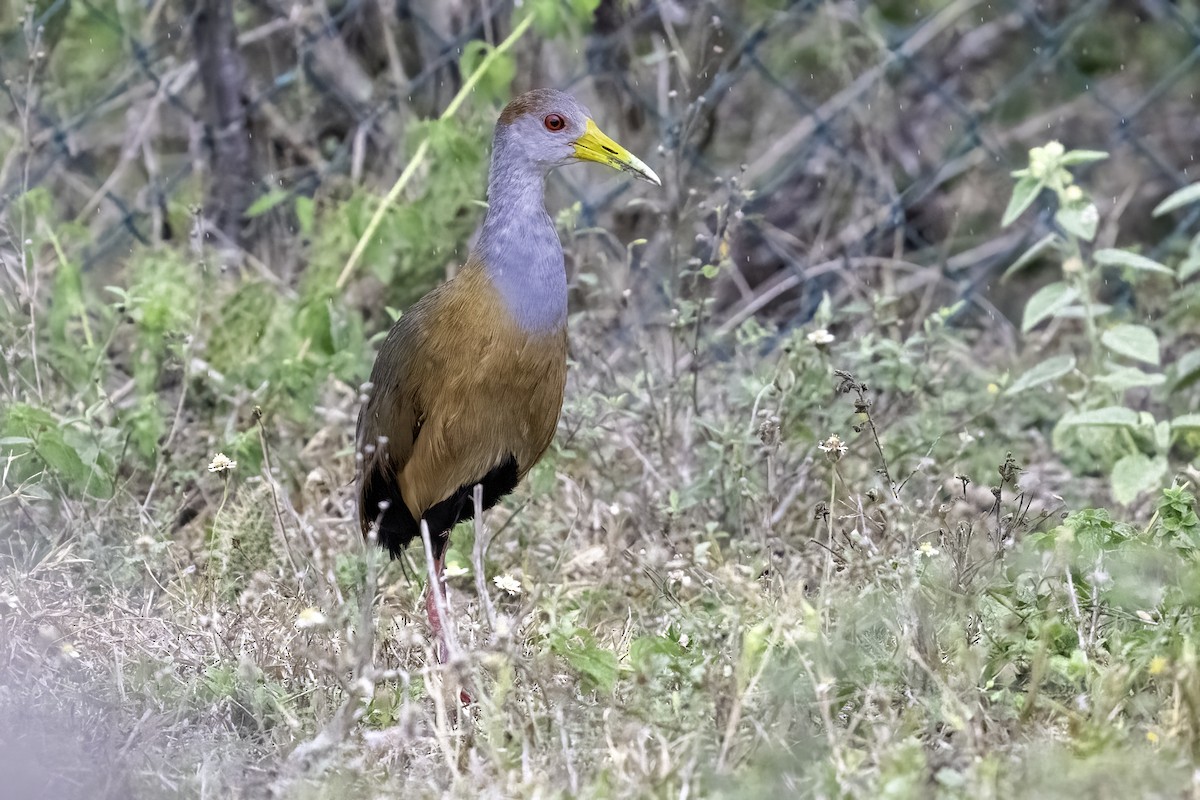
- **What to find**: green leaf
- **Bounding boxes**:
[552,629,619,693]
[295,196,315,236]
[520,0,600,36]
[1155,420,1171,453]
[1000,233,1060,283]
[1002,175,1044,227]
[1060,406,1139,428]
[6,403,58,432]
[1101,324,1160,366]
[460,41,517,104]
[1022,282,1079,332]
[1152,182,1200,216]
[1093,248,1174,276]
[1171,414,1200,432]
[1058,150,1109,165]
[1055,204,1099,241]
[1110,453,1167,506]
[738,621,772,691]
[629,635,686,675]
[1172,350,1200,391]
[0,436,35,448]
[1094,365,1165,393]
[1005,355,1076,395]
[245,188,290,218]
[36,432,90,488]
[1181,254,1200,282]
[1053,303,1112,320]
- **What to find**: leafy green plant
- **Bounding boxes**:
[1003,144,1200,503]
[521,0,601,36]
[549,623,620,694]
[0,402,115,498]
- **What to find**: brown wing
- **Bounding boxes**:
[356,262,568,556]
[396,264,566,513]
[355,286,439,551]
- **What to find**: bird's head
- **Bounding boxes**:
[495,88,661,186]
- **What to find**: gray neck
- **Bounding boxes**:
[476,125,567,334]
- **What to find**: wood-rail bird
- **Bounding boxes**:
[356,88,660,663]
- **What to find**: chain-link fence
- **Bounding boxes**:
[2,0,1197,327]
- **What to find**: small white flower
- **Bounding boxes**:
[918,541,940,558]
[1064,185,1084,203]
[207,453,237,474]
[493,574,522,596]
[818,434,848,462]
[295,608,328,629]
[807,328,835,346]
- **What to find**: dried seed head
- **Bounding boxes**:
[758,414,781,447]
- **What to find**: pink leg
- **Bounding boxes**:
[423,554,474,706]
[425,555,449,664]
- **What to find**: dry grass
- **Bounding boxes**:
[5,298,1192,798]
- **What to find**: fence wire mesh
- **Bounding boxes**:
[2,0,1197,329]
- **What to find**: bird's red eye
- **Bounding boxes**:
[544,113,566,132]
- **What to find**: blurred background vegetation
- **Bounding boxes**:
[2,0,1200,797]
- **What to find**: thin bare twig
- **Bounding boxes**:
[471,484,498,635]
[421,520,461,661]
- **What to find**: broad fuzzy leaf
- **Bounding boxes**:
[1002,175,1044,227]
[1152,182,1200,216]
[1094,248,1174,276]
[1005,355,1076,395]
[1101,324,1160,366]
[1060,406,1139,428]
[1055,204,1099,241]
[1001,233,1060,283]
[1094,365,1165,393]
[1022,282,1078,332]
[1172,414,1200,432]
[1110,453,1167,506]
[1059,149,1110,166]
